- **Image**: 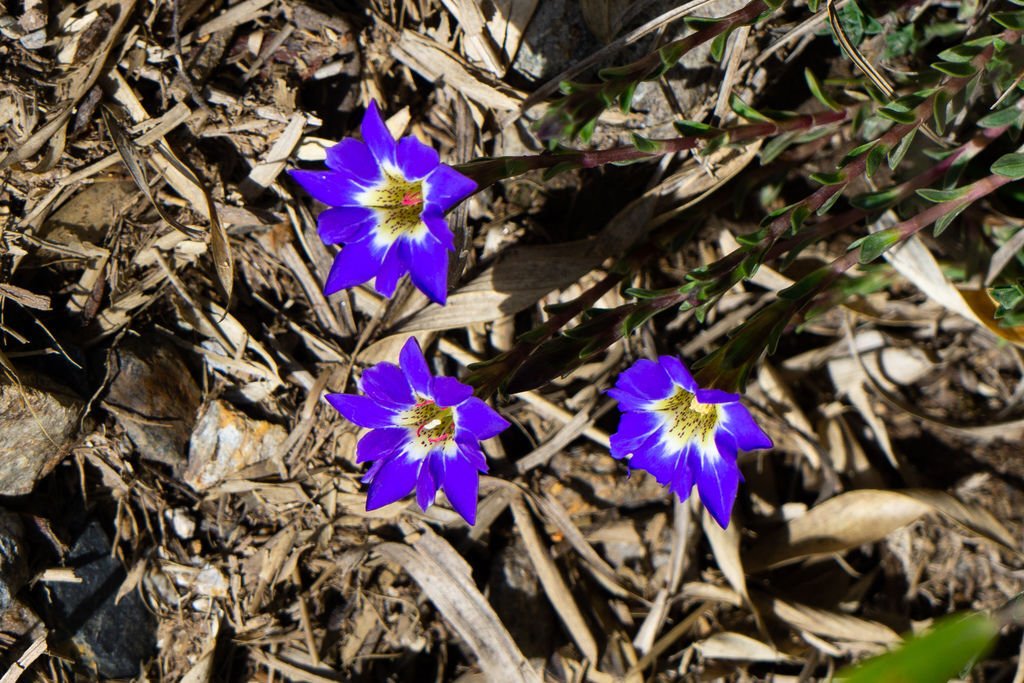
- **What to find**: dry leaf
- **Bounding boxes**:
[745,489,1016,571]
[378,529,541,683]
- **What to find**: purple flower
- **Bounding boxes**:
[326,337,509,524]
[608,356,772,528]
[289,101,476,305]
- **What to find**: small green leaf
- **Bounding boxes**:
[619,81,639,112]
[631,134,660,153]
[729,94,773,123]
[877,105,918,124]
[598,64,636,80]
[760,132,797,164]
[683,16,719,30]
[978,105,1024,129]
[841,140,879,167]
[933,90,950,134]
[778,267,831,301]
[937,43,985,62]
[932,61,978,77]
[839,612,998,683]
[810,170,847,185]
[816,187,846,215]
[851,187,902,211]
[857,228,902,263]
[992,153,1024,179]
[916,186,969,203]
[888,128,917,170]
[674,120,719,136]
[992,10,1024,30]
[867,144,888,176]
[805,68,841,111]
[790,205,811,232]
[710,32,729,62]
[934,201,971,237]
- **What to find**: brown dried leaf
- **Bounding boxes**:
[745,489,1017,571]
[510,498,600,663]
[378,529,541,683]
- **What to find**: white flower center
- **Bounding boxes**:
[359,169,427,242]
[398,399,455,451]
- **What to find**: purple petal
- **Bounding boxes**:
[356,428,409,463]
[424,164,477,212]
[400,237,449,305]
[289,169,366,207]
[325,138,382,183]
[360,100,397,167]
[360,362,414,408]
[325,393,397,429]
[440,452,481,525]
[609,410,662,459]
[318,206,378,245]
[608,359,674,410]
[455,436,488,471]
[396,137,440,180]
[455,397,509,440]
[719,403,773,451]
[626,432,680,486]
[373,243,407,297]
[416,454,441,511]
[430,376,473,407]
[694,387,741,404]
[323,238,387,295]
[668,444,697,502]
[399,337,433,395]
[659,356,697,391]
[421,207,455,251]
[694,432,742,529]
[365,453,421,510]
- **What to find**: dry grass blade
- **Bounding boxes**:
[0,634,47,683]
[155,142,234,305]
[377,530,541,683]
[745,489,1016,571]
[509,497,600,664]
[100,106,204,240]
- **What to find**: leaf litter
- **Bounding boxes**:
[1,0,1023,681]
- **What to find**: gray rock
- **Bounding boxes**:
[47,521,156,678]
[184,400,287,491]
[0,373,82,496]
[104,340,200,467]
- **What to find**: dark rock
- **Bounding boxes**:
[0,511,27,611]
[104,339,200,467]
[46,521,155,679]
[0,373,82,496]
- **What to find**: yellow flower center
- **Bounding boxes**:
[399,399,455,450]
[653,387,720,446]
[360,170,426,242]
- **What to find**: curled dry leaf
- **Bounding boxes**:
[745,489,1016,571]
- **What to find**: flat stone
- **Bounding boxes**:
[46,521,156,678]
[0,373,82,496]
[184,400,287,492]
[105,340,200,467]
